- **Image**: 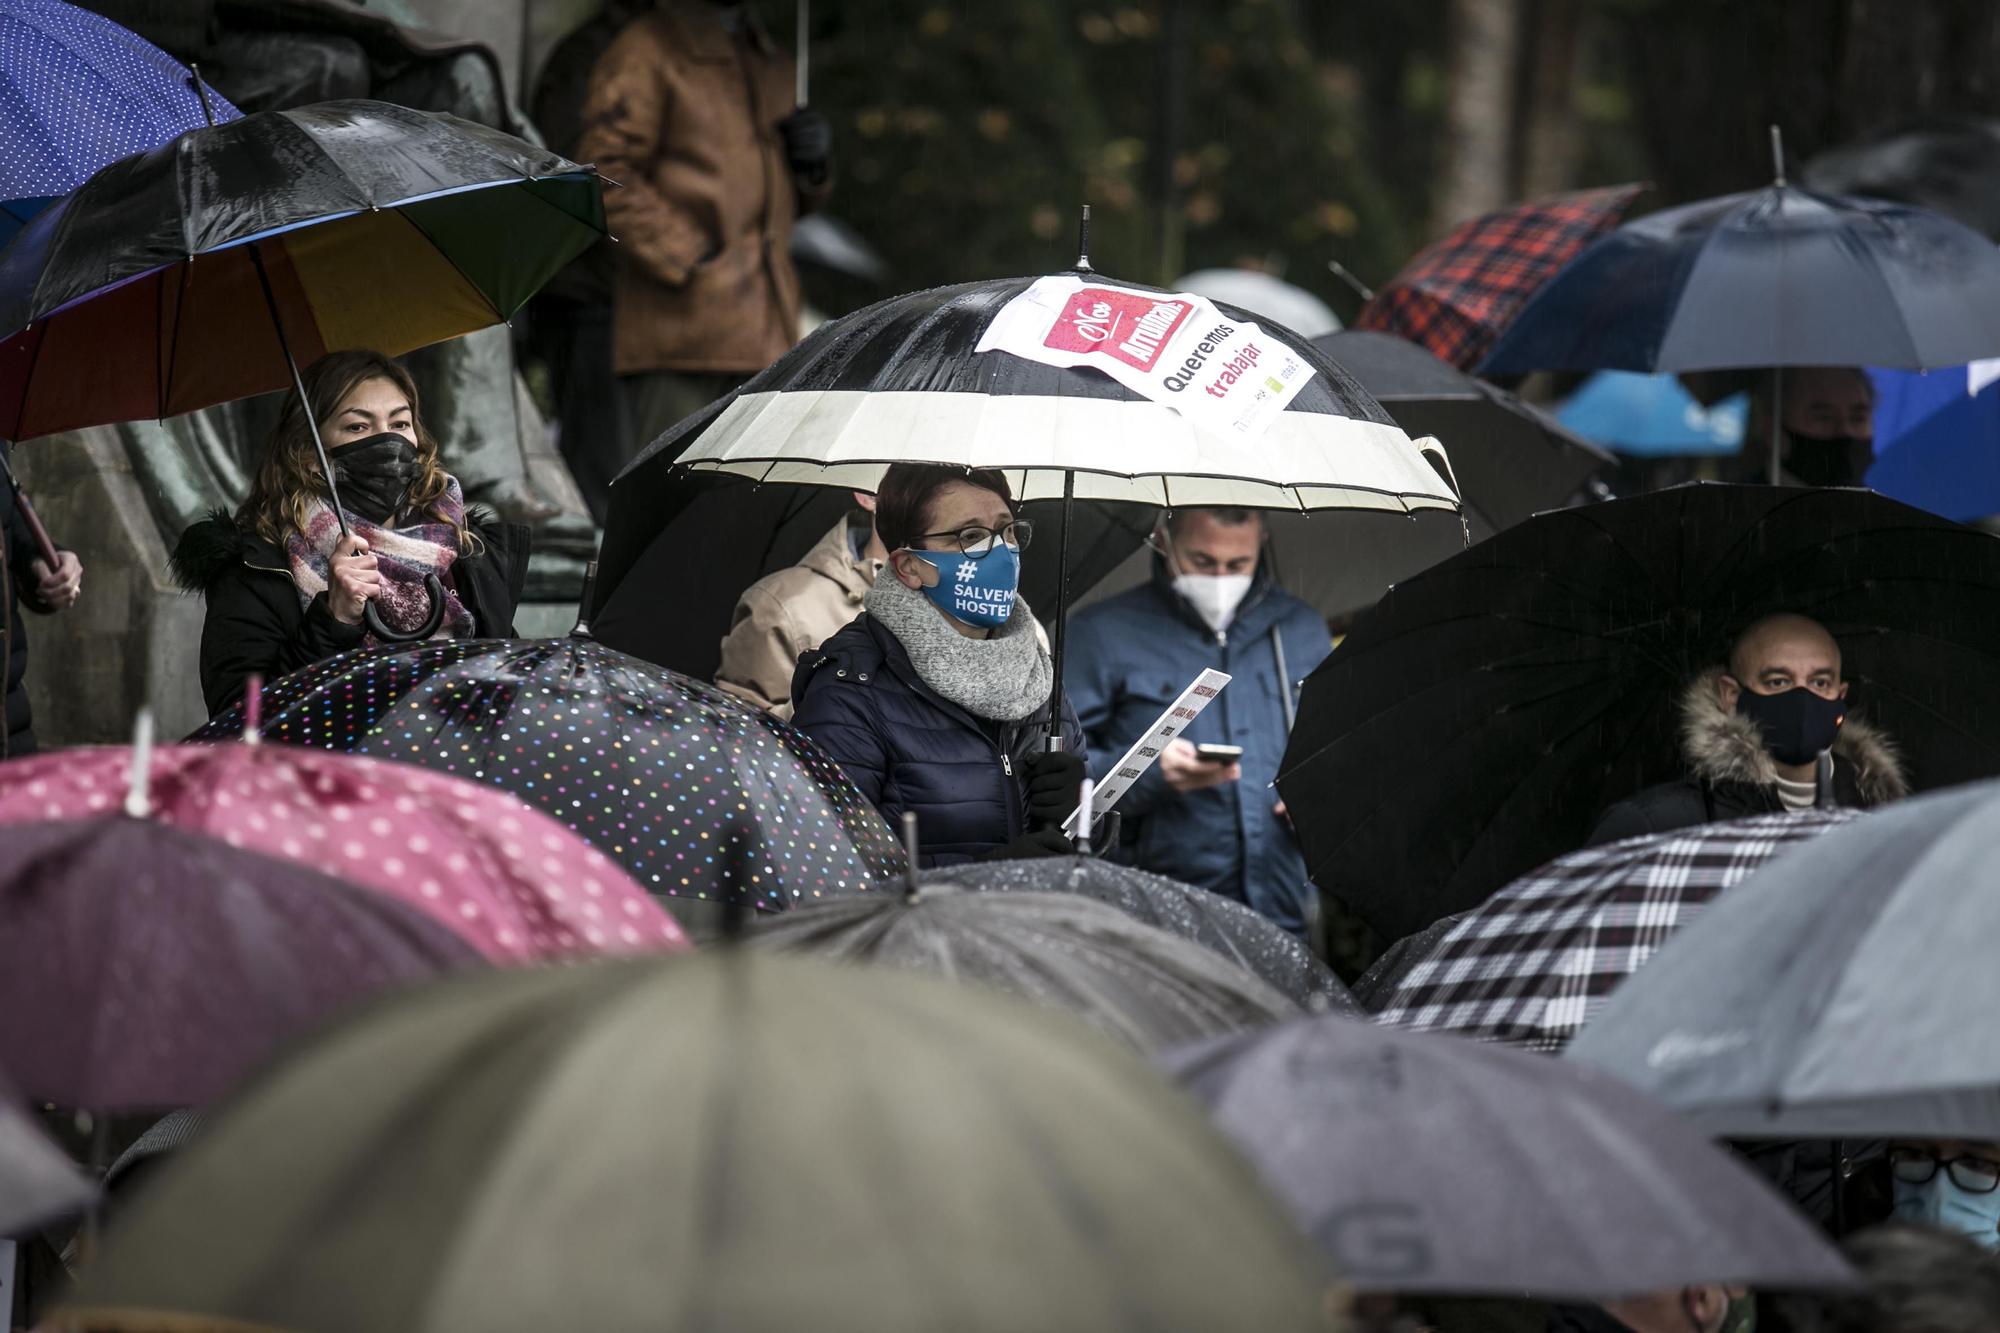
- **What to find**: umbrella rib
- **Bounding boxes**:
[392,209,505,325]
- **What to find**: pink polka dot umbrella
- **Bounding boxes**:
[0,728,688,964]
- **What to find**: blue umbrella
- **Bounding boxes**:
[1864,362,2000,523]
[0,0,240,238]
[1555,370,1747,457]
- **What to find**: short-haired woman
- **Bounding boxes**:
[172,350,528,716]
[790,463,1086,864]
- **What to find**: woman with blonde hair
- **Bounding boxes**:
[173,349,527,716]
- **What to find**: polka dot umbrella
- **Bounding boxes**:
[0,727,688,964]
[189,635,906,927]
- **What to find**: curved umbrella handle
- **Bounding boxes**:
[364,574,448,643]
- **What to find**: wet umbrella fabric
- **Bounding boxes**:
[189,636,905,915]
[919,856,1357,1013]
[1277,483,2000,942]
[749,888,1299,1052]
[65,954,1333,1333]
[1568,779,2000,1139]
[0,1075,92,1238]
[0,815,483,1110]
[0,0,243,239]
[1354,183,1645,370]
[1167,1013,1855,1298]
[1803,118,2000,241]
[1479,185,2000,377]
[0,743,687,962]
[1370,810,1858,1051]
[0,98,604,440]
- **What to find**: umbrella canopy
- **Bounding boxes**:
[1370,810,1858,1050]
[1568,779,2000,1139]
[748,887,1299,1051]
[1176,268,1341,339]
[188,635,905,916]
[0,815,483,1109]
[0,98,604,440]
[1803,117,2000,241]
[0,742,688,962]
[0,1074,92,1238]
[1355,184,1645,370]
[1479,185,2000,377]
[1864,361,2000,524]
[0,0,243,238]
[921,856,1357,1013]
[65,954,1333,1332]
[1167,1013,1855,1299]
[1277,483,2000,941]
[1555,370,1748,457]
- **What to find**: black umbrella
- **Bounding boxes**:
[189,630,906,925]
[748,887,1299,1052]
[0,1075,92,1239]
[1804,117,2000,241]
[919,856,1357,1014]
[1276,483,2000,941]
[1167,1013,1855,1298]
[1568,779,2000,1139]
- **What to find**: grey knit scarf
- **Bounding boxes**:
[864,567,1053,721]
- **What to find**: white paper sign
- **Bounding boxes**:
[976,276,1315,441]
[1064,669,1231,836]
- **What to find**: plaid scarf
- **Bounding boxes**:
[285,482,476,642]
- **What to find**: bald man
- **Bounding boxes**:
[1586,612,1908,845]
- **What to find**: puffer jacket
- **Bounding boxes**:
[789,612,1084,866]
[1065,560,1331,932]
[1586,666,1909,845]
[576,1,827,376]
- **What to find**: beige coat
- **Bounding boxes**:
[576,1,824,375]
[715,515,878,716]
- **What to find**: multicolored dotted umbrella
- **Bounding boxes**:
[0,741,687,963]
[191,635,906,917]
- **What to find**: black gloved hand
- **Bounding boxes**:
[779,108,832,182]
[1021,749,1088,829]
[978,826,1076,862]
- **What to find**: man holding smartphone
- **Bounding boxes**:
[1065,508,1330,934]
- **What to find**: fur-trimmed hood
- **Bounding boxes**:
[1679,666,1909,806]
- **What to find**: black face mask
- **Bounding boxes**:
[1734,683,1847,766]
[331,432,422,526]
[1782,429,1872,488]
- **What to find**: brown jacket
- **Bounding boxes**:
[715,514,879,716]
[577,2,824,375]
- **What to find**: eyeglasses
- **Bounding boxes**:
[913,519,1034,555]
[1890,1147,2000,1194]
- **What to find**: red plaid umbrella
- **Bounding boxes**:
[1356,183,1645,370]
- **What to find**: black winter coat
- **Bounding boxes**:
[171,510,528,718]
[789,612,1085,866]
[1,441,58,759]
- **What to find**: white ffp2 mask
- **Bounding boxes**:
[1173,573,1252,633]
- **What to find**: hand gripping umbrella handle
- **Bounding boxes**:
[364,574,448,643]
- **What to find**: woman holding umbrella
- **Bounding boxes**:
[172,351,528,715]
[790,464,1086,866]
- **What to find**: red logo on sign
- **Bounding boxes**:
[1042,286,1194,372]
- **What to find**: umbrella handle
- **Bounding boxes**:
[363,575,448,643]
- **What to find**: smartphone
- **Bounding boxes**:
[1194,743,1243,764]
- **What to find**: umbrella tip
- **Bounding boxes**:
[124,709,156,819]
[900,812,921,901]
[571,560,599,639]
[1073,203,1093,274]
[243,673,263,745]
[1769,123,1787,188]
[1325,258,1376,304]
[187,63,218,128]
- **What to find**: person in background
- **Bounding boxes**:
[1885,1142,2000,1248]
[171,351,528,716]
[1744,365,1876,487]
[790,464,1084,865]
[576,0,831,471]
[715,493,885,717]
[1587,612,1906,845]
[1779,1223,2000,1331]
[1,440,82,759]
[1065,508,1328,934]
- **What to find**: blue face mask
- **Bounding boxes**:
[899,543,1020,629]
[1893,1174,2000,1247]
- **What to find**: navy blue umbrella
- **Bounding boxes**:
[0,0,241,237]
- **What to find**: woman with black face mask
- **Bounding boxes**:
[171,350,529,716]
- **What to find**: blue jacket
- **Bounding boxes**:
[1065,563,1330,931]
[791,612,1086,867]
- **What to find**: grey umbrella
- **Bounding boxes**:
[0,1080,91,1239]
[919,857,1358,1013]
[1567,781,2000,1139]
[1166,1013,1856,1299]
[749,887,1299,1052]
